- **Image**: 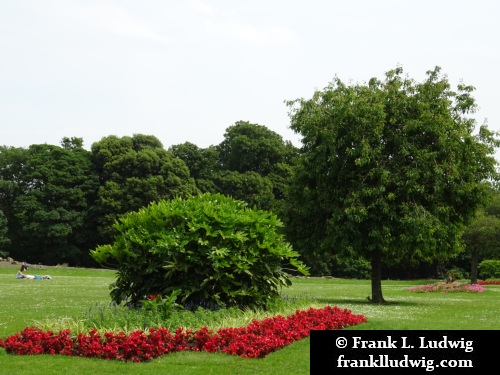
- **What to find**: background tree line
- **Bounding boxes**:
[2,68,500,289]
[1,122,499,279]
[0,122,297,268]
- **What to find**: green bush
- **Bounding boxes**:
[91,193,309,309]
[478,259,500,279]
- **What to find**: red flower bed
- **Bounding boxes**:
[478,280,500,285]
[0,306,367,362]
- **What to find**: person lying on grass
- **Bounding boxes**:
[16,264,51,280]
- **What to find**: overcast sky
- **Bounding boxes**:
[1,0,499,152]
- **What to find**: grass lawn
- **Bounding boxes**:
[0,264,498,374]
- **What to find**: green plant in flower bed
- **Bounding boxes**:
[62,291,318,335]
[139,290,184,321]
[406,281,485,293]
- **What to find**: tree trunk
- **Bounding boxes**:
[370,250,386,304]
[470,250,479,284]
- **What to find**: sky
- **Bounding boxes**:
[1,0,499,152]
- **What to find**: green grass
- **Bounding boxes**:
[1,266,499,374]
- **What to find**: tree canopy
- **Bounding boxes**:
[91,134,199,243]
[0,142,99,265]
[217,120,297,175]
[171,122,299,218]
[286,66,500,303]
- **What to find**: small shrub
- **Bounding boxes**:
[446,267,468,281]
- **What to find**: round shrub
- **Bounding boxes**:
[91,193,309,309]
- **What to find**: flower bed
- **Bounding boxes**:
[406,281,485,293]
[477,280,500,285]
[0,306,367,363]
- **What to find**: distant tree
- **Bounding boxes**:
[169,142,220,193]
[286,66,500,303]
[216,121,298,216]
[91,134,199,243]
[461,190,500,283]
[217,121,297,176]
[170,123,299,219]
[0,210,10,257]
[0,143,98,265]
[483,189,500,217]
[60,137,84,150]
[0,146,26,257]
[462,211,500,283]
[212,170,275,210]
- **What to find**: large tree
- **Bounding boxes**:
[217,120,297,176]
[91,134,199,243]
[0,141,99,265]
[170,122,299,218]
[168,142,220,193]
[211,170,275,210]
[0,146,26,258]
[286,66,499,303]
[217,121,298,216]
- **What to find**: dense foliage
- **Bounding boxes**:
[462,211,500,282]
[0,140,99,265]
[478,260,500,279]
[286,66,500,302]
[91,134,199,243]
[170,121,298,218]
[90,193,309,309]
[0,210,10,257]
